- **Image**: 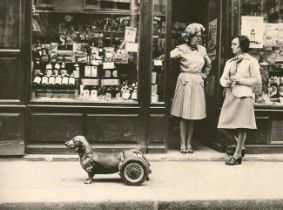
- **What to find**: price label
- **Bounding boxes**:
[154,59,163,66]
[103,62,115,69]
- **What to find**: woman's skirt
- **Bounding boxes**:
[171,73,206,120]
[217,88,256,129]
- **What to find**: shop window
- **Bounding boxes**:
[31,0,140,103]
[236,0,283,106]
[152,0,166,103]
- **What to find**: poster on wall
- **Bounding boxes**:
[124,27,137,43]
[263,23,283,48]
[208,18,217,61]
[241,16,264,48]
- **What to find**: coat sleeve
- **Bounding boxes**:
[238,59,262,88]
[219,61,230,87]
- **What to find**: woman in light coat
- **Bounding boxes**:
[169,23,211,153]
[218,35,262,165]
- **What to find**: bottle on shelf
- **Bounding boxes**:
[33,59,41,76]
[61,73,70,88]
[60,62,68,76]
[33,71,43,88]
[45,60,53,78]
[55,74,62,88]
[35,39,43,59]
[48,74,56,88]
[41,73,49,88]
[68,73,75,88]
[115,87,121,100]
[73,60,80,79]
[54,62,60,76]
[105,87,112,101]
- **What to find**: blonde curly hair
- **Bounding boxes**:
[184,23,205,37]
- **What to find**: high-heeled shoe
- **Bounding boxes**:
[226,146,246,157]
[180,149,187,154]
[225,156,242,165]
[186,148,194,153]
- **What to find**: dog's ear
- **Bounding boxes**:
[73,138,82,147]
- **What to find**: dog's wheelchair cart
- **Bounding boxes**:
[118,150,151,185]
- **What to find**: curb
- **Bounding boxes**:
[1,199,283,210]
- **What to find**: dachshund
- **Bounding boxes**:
[65,135,144,184]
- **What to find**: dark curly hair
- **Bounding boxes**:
[232,35,250,53]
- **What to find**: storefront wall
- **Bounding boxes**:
[215,0,283,153]
[1,0,282,155]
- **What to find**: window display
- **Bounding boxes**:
[151,0,166,103]
[31,0,140,103]
[239,0,283,106]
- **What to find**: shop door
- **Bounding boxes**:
[0,0,28,155]
[166,0,223,150]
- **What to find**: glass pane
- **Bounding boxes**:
[31,0,140,103]
[239,0,283,105]
[152,0,166,103]
[0,0,20,48]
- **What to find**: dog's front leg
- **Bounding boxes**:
[85,172,94,184]
[84,166,95,184]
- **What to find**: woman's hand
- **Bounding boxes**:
[201,73,207,80]
[226,80,234,87]
[229,76,240,85]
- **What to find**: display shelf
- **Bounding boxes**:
[269,69,283,74]
[36,9,130,15]
[254,103,283,109]
[30,97,138,104]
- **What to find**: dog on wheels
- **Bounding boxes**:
[65,135,151,185]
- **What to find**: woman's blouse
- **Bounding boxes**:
[170,44,211,78]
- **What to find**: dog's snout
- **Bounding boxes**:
[65,139,74,147]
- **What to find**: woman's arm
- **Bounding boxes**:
[170,47,182,59]
[157,47,181,60]
[237,59,262,88]
[220,61,233,87]
[202,48,212,79]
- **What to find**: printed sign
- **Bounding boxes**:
[124,26,137,43]
[241,16,264,48]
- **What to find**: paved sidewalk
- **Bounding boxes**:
[1,160,283,209]
[22,147,283,162]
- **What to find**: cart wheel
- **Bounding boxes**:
[120,160,147,185]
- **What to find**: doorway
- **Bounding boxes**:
[167,0,221,152]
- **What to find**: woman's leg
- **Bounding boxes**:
[179,119,187,150]
[186,120,195,150]
[233,129,247,158]
[218,128,236,144]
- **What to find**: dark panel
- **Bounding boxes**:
[246,117,270,145]
[0,56,21,100]
[86,114,139,144]
[30,113,83,143]
[0,113,22,141]
[0,0,20,48]
[168,117,179,149]
[148,114,168,144]
[271,119,283,142]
